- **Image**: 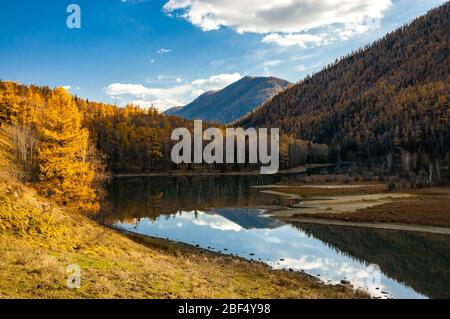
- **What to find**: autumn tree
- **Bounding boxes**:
[238,3,449,179]
[0,81,20,126]
[18,87,43,128]
[36,87,98,213]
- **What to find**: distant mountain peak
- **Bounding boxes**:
[165,75,292,124]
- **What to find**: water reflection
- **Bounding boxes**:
[116,208,431,299]
[108,175,450,299]
[297,223,450,299]
[106,175,301,222]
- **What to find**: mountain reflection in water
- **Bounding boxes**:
[108,175,450,299]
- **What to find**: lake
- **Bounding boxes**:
[105,174,450,299]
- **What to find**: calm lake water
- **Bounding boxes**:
[106,174,450,299]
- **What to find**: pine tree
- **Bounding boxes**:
[149,129,163,167]
[36,87,98,213]
[18,88,43,128]
[0,81,20,125]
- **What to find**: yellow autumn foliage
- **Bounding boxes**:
[0,81,20,125]
[36,87,98,213]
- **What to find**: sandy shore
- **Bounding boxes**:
[265,192,415,216]
[259,184,450,231]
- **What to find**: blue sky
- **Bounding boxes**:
[0,0,446,111]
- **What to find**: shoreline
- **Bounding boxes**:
[112,164,332,178]
[257,184,450,232]
[114,229,367,298]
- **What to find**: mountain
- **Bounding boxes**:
[164,106,184,115]
[166,76,292,124]
[239,3,449,164]
[209,209,283,230]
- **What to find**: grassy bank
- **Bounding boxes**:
[0,128,364,299]
[293,187,450,228]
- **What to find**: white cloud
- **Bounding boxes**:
[269,256,324,271]
[129,100,153,108]
[191,73,241,90]
[157,74,171,81]
[104,72,242,111]
[146,74,182,84]
[62,85,80,91]
[105,83,161,97]
[192,214,243,232]
[175,211,243,231]
[262,33,323,48]
[261,59,283,67]
[163,0,391,33]
[163,0,392,46]
[157,48,172,54]
[295,62,323,72]
[333,19,379,40]
[289,52,320,62]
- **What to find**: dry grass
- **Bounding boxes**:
[270,176,450,227]
[306,187,450,227]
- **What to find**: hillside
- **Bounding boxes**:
[167,76,292,124]
[0,127,363,298]
[239,4,449,167]
[164,106,183,115]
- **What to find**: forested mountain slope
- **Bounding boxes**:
[239,3,449,168]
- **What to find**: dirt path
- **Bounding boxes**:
[283,217,450,235]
